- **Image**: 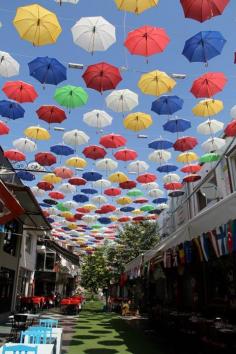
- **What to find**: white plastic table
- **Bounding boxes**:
[0,343,54,354]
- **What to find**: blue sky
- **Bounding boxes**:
[0,0,235,204]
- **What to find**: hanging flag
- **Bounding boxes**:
[184,241,192,264]
[227,221,233,254]
[231,219,236,252]
[172,247,178,267]
[216,225,229,256]
[193,238,204,262]
[178,244,185,265]
[208,230,220,258]
[163,250,172,268]
[200,233,209,261]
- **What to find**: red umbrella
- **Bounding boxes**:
[118,216,131,223]
[100,204,116,213]
[181,164,202,173]
[173,136,198,152]
[125,25,170,58]
[100,134,127,149]
[74,213,85,220]
[4,149,25,161]
[104,188,121,196]
[164,182,183,190]
[43,210,50,218]
[82,62,122,93]
[114,148,137,161]
[37,181,54,191]
[119,180,137,189]
[137,173,157,184]
[133,216,145,222]
[183,174,201,183]
[49,191,65,200]
[36,105,67,124]
[35,152,57,166]
[0,120,10,135]
[66,216,77,222]
[95,209,105,214]
[2,81,38,103]
[225,120,236,137]
[133,198,148,204]
[180,0,229,22]
[82,145,107,160]
[190,72,227,98]
[69,177,87,186]
[54,166,74,179]
[76,207,90,213]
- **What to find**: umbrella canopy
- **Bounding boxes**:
[180,0,229,23]
[119,180,137,189]
[164,182,183,190]
[63,129,89,146]
[177,151,199,163]
[140,205,154,212]
[151,95,183,115]
[28,56,67,85]
[28,162,44,171]
[36,105,66,124]
[182,31,226,63]
[105,89,138,113]
[96,158,118,171]
[83,145,107,160]
[64,201,78,209]
[37,181,54,191]
[163,173,180,183]
[201,137,225,152]
[91,195,107,205]
[16,171,35,181]
[114,0,159,14]
[148,138,173,150]
[31,186,46,197]
[0,51,19,77]
[104,188,121,197]
[128,160,149,174]
[116,196,132,205]
[137,173,156,184]
[83,110,112,129]
[225,120,236,137]
[35,152,57,167]
[0,100,25,120]
[81,188,98,195]
[138,70,176,96]
[49,191,65,200]
[2,81,38,103]
[54,166,74,179]
[199,152,220,163]
[42,173,62,184]
[0,120,9,135]
[192,99,223,117]
[124,25,170,58]
[183,174,201,183]
[114,148,137,161]
[197,119,224,135]
[190,72,227,98]
[55,0,80,4]
[50,144,74,156]
[4,149,25,161]
[73,194,89,203]
[13,138,36,153]
[100,133,126,149]
[69,177,86,186]
[82,171,103,181]
[157,164,178,173]
[181,164,202,173]
[121,206,135,212]
[59,183,76,194]
[71,16,116,53]
[82,62,122,93]
[109,172,128,183]
[148,189,164,198]
[123,112,152,131]
[13,4,62,46]
[54,85,88,110]
[24,126,51,140]
[65,156,87,168]
[127,189,143,197]
[173,136,198,152]
[149,149,171,163]
[93,179,111,189]
[163,118,191,133]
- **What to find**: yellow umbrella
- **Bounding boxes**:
[83,204,96,211]
[116,196,132,205]
[24,126,51,140]
[114,0,159,14]
[138,70,176,96]
[68,223,78,230]
[76,239,86,245]
[177,152,199,163]
[123,112,152,131]
[65,156,87,168]
[110,216,118,222]
[192,99,223,117]
[42,173,62,184]
[132,209,141,215]
[60,211,73,218]
[109,171,128,183]
[13,4,62,46]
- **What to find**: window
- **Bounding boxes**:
[45,252,56,270]
[197,173,219,212]
[25,234,32,254]
[0,267,15,313]
[3,221,19,256]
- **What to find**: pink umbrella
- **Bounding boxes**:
[54,166,74,179]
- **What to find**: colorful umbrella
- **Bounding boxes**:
[91,195,107,205]
[63,129,89,147]
[127,160,149,174]
[93,179,111,190]
[109,172,128,183]
[49,191,65,200]
[199,152,220,163]
[148,138,173,150]
[83,145,107,160]
[114,148,137,161]
[28,56,67,85]
[127,189,143,197]
[98,217,111,225]
[163,118,191,133]
[182,31,226,64]
[157,164,178,173]
[197,119,224,135]
[82,62,122,93]
[192,99,223,117]
[183,174,201,183]
[116,197,132,205]
[96,158,118,172]
[54,166,74,179]
[119,180,137,189]
[114,0,159,14]
[37,181,54,191]
[118,216,131,223]
[151,95,183,115]
[54,85,88,110]
[148,189,164,198]
[201,137,225,152]
[133,198,148,204]
[4,149,25,161]
[13,4,62,46]
[73,194,89,203]
[173,136,198,152]
[140,205,154,212]
[104,188,121,197]
[164,182,183,190]
[168,190,185,197]
[82,171,103,181]
[138,70,176,96]
[121,206,135,212]
[13,138,36,153]
[42,173,62,184]
[59,183,76,194]
[124,25,170,58]
[181,164,202,174]
[69,177,86,186]
[180,0,229,23]
[50,144,74,156]
[36,105,66,124]
[225,120,236,137]
[35,152,57,166]
[83,110,112,129]
[137,173,156,184]
[105,89,138,114]
[101,204,116,213]
[123,112,152,131]
[31,186,46,197]
[24,126,50,140]
[55,0,80,4]
[190,72,227,98]
[71,16,116,53]
[0,120,9,135]
[148,150,171,163]
[177,151,199,163]
[163,173,180,183]
[2,81,38,103]
[0,100,25,120]
[0,51,19,78]
[65,156,87,168]
[100,133,126,149]
[16,171,35,181]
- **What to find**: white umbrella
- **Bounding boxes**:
[201,137,226,153]
[106,89,138,113]
[71,16,116,53]
[27,162,44,172]
[0,51,20,77]
[55,0,79,4]
[197,119,224,135]
[83,109,113,129]
[13,138,37,153]
[95,158,118,172]
[148,150,171,163]
[156,203,169,210]
[142,182,159,190]
[230,105,236,119]
[163,173,180,184]
[63,200,78,209]
[148,189,164,198]
[59,183,76,194]
[91,195,107,205]
[93,179,111,190]
[63,129,89,146]
[48,207,59,216]
[82,215,97,224]
[127,160,149,174]
[31,186,45,197]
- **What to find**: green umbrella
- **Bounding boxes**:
[127,189,143,197]
[199,152,220,163]
[56,202,70,212]
[91,224,102,229]
[54,85,88,110]
[140,204,154,212]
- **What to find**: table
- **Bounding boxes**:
[0,343,54,354]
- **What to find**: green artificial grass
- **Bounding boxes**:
[68,301,163,354]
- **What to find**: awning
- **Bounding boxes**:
[5,183,51,231]
[46,240,80,267]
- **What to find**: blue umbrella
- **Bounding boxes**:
[157,164,178,173]
[47,217,55,223]
[0,100,25,120]
[40,202,51,208]
[120,206,135,212]
[151,95,184,115]
[148,138,173,150]
[148,209,162,215]
[163,118,191,133]
[98,217,111,224]
[43,199,58,205]
[81,188,98,195]
[28,56,67,85]
[153,197,168,204]
[16,171,35,181]
[73,194,89,203]
[61,226,70,231]
[169,190,185,197]
[82,171,102,182]
[182,31,226,63]
[50,144,74,156]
